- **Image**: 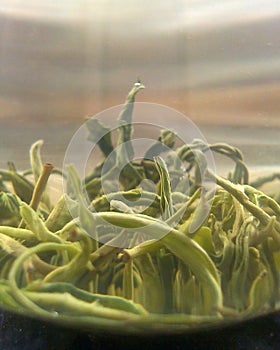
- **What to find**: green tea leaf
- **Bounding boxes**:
[116,81,145,166]
[154,156,173,220]
[85,118,113,157]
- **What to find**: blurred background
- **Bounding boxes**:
[0,0,280,171]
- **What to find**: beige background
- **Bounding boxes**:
[0,1,279,171]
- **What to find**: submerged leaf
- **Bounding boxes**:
[154,156,173,220]
[0,192,20,219]
[85,118,114,157]
[116,81,145,166]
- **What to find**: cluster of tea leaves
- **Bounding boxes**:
[0,82,280,331]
